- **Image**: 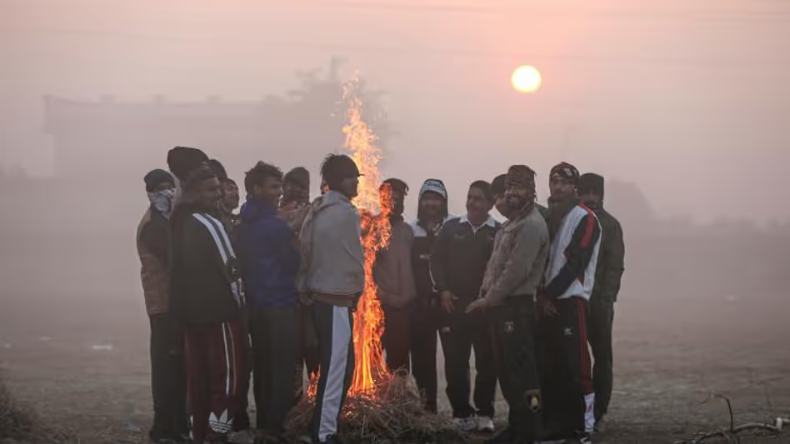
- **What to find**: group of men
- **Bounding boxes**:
[136,145,624,444]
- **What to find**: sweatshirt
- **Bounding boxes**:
[297,191,365,306]
[480,206,549,306]
[373,217,417,309]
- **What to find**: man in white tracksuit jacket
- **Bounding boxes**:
[539,162,602,443]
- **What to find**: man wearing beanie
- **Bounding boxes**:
[219,177,241,234]
[409,178,450,413]
[467,165,549,443]
[431,180,500,433]
[167,146,209,184]
[136,169,188,443]
[539,162,602,442]
[169,165,246,444]
[297,154,364,444]
[578,173,625,431]
[373,178,417,373]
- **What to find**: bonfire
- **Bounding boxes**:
[286,80,465,443]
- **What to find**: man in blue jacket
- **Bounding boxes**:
[237,161,301,442]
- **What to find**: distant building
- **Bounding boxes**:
[42,75,388,181]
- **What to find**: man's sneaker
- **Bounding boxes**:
[454,416,478,432]
[485,427,515,444]
[295,434,312,444]
[477,416,495,433]
[557,433,592,444]
[593,416,605,433]
[318,435,344,444]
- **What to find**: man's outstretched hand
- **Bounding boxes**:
[465,298,488,314]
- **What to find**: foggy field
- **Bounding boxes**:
[1,186,789,442]
[2,288,789,443]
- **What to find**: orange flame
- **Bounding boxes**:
[342,80,392,395]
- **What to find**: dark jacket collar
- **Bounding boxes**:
[240,198,277,223]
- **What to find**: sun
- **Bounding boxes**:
[511,65,542,93]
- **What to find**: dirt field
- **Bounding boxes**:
[1,292,788,444]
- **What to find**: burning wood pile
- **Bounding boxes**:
[286,81,464,443]
[286,372,466,443]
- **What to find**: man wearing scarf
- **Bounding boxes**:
[137,169,188,443]
[539,162,602,443]
[578,173,625,431]
[466,165,549,444]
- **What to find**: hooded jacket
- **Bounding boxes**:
[297,191,364,306]
[237,198,301,309]
[170,203,245,324]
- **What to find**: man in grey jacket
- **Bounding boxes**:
[467,165,550,444]
[297,154,365,444]
[373,178,417,373]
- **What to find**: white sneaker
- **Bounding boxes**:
[477,416,495,433]
[453,416,478,432]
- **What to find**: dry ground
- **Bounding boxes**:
[1,294,788,443]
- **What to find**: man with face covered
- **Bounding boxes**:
[373,179,417,373]
[137,169,188,443]
[169,165,247,444]
[577,173,624,431]
[279,166,322,391]
[539,162,602,443]
[467,166,549,444]
[219,178,241,230]
[280,167,312,234]
[409,178,450,413]
[431,180,500,433]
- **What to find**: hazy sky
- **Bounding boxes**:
[2,0,789,223]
